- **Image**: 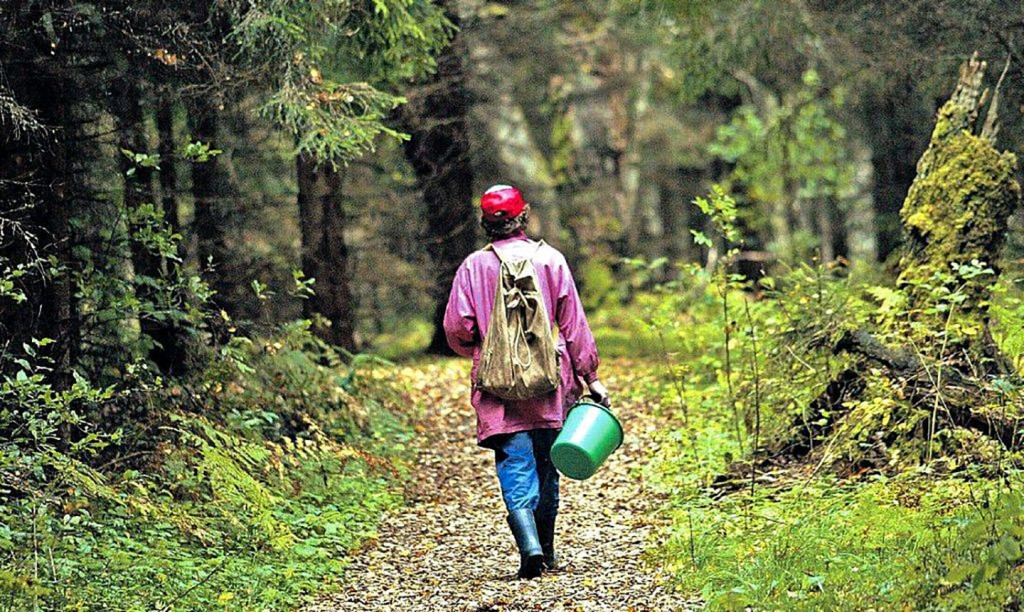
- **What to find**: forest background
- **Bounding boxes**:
[6,0,1024,609]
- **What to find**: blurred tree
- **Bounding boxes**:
[225,0,450,350]
[401,0,475,355]
[462,1,567,244]
[709,71,855,261]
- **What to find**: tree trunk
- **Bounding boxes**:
[113,81,199,375]
[606,51,649,257]
[894,56,1020,370]
[400,0,476,355]
[658,167,703,264]
[157,96,180,237]
[817,201,835,262]
[0,34,77,387]
[797,57,1024,467]
[188,98,233,304]
[297,153,357,352]
[865,75,930,262]
[113,79,159,277]
[482,90,562,240]
[843,139,877,262]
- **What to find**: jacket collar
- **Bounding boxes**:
[493,229,529,245]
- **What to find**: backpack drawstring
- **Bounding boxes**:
[510,297,533,372]
[502,268,533,372]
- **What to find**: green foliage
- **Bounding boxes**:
[368,317,433,361]
[0,346,116,498]
[629,186,1024,608]
[225,0,453,163]
[692,184,740,245]
[73,165,213,379]
[627,266,1024,606]
[201,320,387,439]
[579,259,621,311]
[120,149,161,177]
[181,139,224,163]
[0,322,413,610]
[654,470,1024,610]
[0,263,29,304]
[710,71,854,259]
[3,141,413,608]
[991,276,1024,371]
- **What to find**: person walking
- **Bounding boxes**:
[443,184,609,579]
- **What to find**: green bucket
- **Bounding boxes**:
[551,400,624,480]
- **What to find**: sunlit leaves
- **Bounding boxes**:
[693,183,740,243]
[709,70,855,259]
[181,139,223,162]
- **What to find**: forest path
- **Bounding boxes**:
[308,358,698,611]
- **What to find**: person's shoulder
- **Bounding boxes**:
[463,246,497,267]
[533,241,570,274]
[536,240,568,264]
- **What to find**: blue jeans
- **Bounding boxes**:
[492,429,560,519]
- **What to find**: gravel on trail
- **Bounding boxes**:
[307,358,700,612]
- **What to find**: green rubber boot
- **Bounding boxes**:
[535,513,558,571]
[507,509,545,579]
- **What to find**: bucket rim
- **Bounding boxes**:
[568,400,624,451]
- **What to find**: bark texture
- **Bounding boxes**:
[157,97,180,237]
[0,19,78,387]
[297,154,357,352]
[188,98,234,303]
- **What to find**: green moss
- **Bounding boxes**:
[899,131,1018,283]
[894,91,1020,343]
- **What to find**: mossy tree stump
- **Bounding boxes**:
[791,56,1024,469]
[894,55,1020,376]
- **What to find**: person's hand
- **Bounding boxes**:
[587,379,611,407]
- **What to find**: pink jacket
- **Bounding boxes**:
[443,231,600,446]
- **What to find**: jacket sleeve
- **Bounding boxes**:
[443,261,479,358]
[554,255,600,383]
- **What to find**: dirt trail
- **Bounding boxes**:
[308,358,698,611]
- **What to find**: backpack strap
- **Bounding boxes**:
[485,239,545,265]
[531,240,546,259]
[483,243,506,265]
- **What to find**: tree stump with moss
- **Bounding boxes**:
[788,56,1024,470]
[894,55,1020,375]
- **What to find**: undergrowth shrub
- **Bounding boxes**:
[634,188,1024,609]
[631,250,1024,478]
[1,322,413,611]
[613,257,879,485]
[199,320,394,441]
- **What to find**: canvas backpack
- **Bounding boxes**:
[476,240,560,400]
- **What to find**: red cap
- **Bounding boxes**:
[480,184,525,221]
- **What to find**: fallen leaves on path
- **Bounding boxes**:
[306,358,699,611]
